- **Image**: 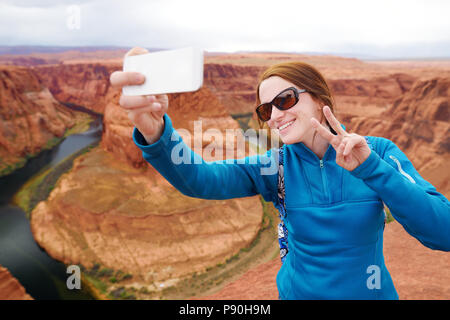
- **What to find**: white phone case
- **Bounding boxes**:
[122,46,204,96]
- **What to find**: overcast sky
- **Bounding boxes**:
[1,0,449,59]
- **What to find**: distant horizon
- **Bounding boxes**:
[1,44,449,62]
[2,0,449,63]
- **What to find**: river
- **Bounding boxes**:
[0,106,102,299]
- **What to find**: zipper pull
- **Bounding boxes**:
[319,159,324,168]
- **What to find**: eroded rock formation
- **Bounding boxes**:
[0,65,79,175]
[35,63,119,114]
[0,265,33,300]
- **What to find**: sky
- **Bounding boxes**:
[1,0,449,59]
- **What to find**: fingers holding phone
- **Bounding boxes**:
[119,93,168,143]
[109,47,169,144]
[110,46,148,88]
[110,46,203,144]
[121,94,168,118]
[110,71,145,88]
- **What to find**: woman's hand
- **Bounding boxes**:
[310,106,371,171]
[110,47,169,144]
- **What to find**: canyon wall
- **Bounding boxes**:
[0,265,33,300]
[0,65,80,176]
[35,63,119,114]
[204,63,264,114]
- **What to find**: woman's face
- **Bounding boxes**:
[259,76,324,145]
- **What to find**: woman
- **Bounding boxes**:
[110,47,450,300]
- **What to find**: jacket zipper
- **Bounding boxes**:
[319,159,330,202]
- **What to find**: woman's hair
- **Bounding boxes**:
[255,61,337,143]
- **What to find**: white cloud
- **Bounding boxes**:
[0,0,449,58]
[1,0,91,8]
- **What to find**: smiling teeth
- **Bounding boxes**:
[279,121,294,130]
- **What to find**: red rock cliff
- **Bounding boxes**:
[0,65,80,176]
[0,265,33,300]
[35,63,120,114]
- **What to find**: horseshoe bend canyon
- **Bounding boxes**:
[0,49,449,300]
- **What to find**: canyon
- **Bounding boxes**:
[29,84,264,298]
[0,65,90,176]
[0,50,448,299]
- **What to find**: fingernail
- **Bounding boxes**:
[136,74,145,83]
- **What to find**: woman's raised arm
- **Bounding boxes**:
[312,105,450,251]
[132,113,278,202]
[350,137,450,251]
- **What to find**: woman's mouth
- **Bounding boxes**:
[278,120,295,133]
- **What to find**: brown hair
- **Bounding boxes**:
[255,61,337,144]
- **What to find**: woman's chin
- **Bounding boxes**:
[278,123,304,145]
[280,134,302,145]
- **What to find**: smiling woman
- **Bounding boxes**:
[256,62,337,151]
[255,62,371,170]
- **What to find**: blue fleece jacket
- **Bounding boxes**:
[132,113,450,300]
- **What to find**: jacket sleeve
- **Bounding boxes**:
[350,136,450,251]
[132,113,278,202]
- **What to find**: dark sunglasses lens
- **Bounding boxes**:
[256,104,272,122]
[273,89,297,110]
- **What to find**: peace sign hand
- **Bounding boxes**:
[310,106,371,172]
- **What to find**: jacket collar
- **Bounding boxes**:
[286,124,346,165]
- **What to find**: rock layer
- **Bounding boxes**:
[0,65,79,175]
[0,265,33,300]
[35,63,119,114]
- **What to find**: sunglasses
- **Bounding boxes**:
[256,87,307,122]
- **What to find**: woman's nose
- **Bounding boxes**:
[268,105,284,126]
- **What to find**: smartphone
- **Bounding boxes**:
[122,46,204,96]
